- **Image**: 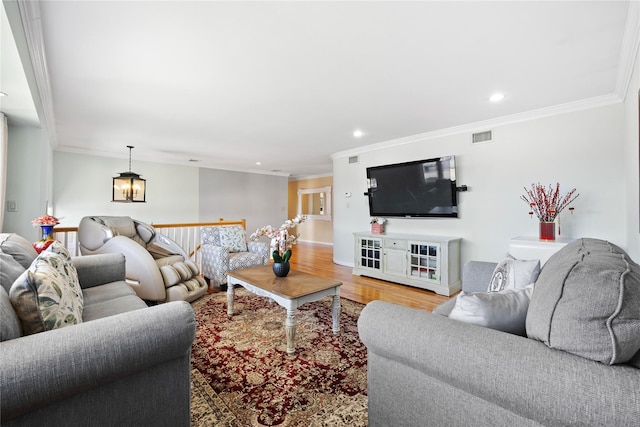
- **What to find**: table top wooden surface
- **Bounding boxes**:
[227,265,342,299]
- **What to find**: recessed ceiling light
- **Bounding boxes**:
[256,162,262,166]
[353,130,364,138]
[489,93,505,102]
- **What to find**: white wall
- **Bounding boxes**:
[2,149,288,243]
[624,41,640,261]
[53,152,200,226]
[333,103,626,267]
[198,168,288,235]
[3,124,52,240]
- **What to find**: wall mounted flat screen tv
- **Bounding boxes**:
[366,155,458,218]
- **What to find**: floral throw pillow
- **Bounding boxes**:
[218,226,248,253]
[44,240,72,261]
[9,252,83,335]
[488,255,541,292]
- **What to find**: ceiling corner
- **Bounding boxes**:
[615,0,640,100]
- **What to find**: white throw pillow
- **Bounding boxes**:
[449,284,535,336]
[218,226,248,253]
[488,256,540,292]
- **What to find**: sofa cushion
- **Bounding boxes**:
[488,256,540,292]
[0,286,22,341]
[627,350,640,369]
[0,252,25,294]
[10,252,84,335]
[229,252,264,271]
[449,284,534,336]
[0,233,38,269]
[82,294,147,321]
[82,281,137,306]
[526,238,640,364]
[218,226,248,252]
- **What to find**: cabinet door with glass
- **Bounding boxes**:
[358,236,382,271]
[409,242,441,283]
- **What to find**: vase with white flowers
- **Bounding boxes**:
[250,215,306,277]
[521,182,578,241]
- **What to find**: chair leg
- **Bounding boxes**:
[204,276,227,292]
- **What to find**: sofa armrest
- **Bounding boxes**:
[247,241,270,264]
[358,300,640,426]
[73,253,126,289]
[0,301,195,421]
[200,244,230,282]
[461,260,496,292]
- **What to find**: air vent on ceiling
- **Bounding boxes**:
[472,130,493,144]
[348,155,359,164]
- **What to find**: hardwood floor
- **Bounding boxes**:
[210,241,454,312]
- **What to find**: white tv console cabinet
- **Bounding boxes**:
[353,232,461,296]
[509,235,574,266]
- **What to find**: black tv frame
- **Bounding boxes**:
[365,155,458,218]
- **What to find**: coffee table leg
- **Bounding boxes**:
[285,308,296,355]
[332,294,341,335]
[227,282,235,317]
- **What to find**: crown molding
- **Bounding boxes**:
[14,0,57,146]
[615,0,640,100]
[289,173,333,181]
[54,145,293,178]
[331,93,622,160]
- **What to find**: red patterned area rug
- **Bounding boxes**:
[190,287,368,427]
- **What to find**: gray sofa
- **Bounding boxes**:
[358,238,640,426]
[0,233,196,426]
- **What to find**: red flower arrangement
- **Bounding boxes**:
[521,182,578,222]
[31,214,60,227]
[31,215,60,253]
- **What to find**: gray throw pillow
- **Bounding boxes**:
[0,233,38,269]
[488,255,540,292]
[526,238,640,364]
[0,252,25,294]
[0,287,22,341]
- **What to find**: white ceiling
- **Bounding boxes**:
[0,1,634,178]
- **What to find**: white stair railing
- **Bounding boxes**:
[53,219,247,271]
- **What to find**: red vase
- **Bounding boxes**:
[539,222,555,241]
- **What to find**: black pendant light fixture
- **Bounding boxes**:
[112,145,146,203]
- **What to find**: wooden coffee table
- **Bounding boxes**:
[227,265,342,354]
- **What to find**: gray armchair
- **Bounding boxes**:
[200,225,269,290]
[78,216,208,303]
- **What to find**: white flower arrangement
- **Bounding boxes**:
[370,217,386,224]
[250,215,306,263]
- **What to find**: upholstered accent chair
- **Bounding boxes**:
[200,225,269,290]
[78,216,208,303]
